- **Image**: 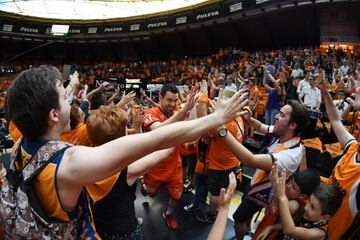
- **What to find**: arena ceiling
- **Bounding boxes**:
[0,0,211,20]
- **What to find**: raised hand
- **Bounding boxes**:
[277,169,287,201]
[183,87,199,112]
[271,160,287,201]
[114,85,120,96]
[126,100,134,112]
[118,91,136,108]
[100,81,110,91]
[219,172,237,209]
[213,88,248,124]
[133,111,144,133]
[140,88,147,98]
[318,81,330,95]
[316,70,325,84]
[270,161,279,195]
[241,106,252,122]
[69,71,80,86]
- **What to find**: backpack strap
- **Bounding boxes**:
[6,140,72,223]
[5,136,25,189]
[7,136,23,171]
[259,134,278,154]
[22,140,72,183]
[22,141,72,222]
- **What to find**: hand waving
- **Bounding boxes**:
[219,172,237,209]
[214,88,248,124]
[270,161,287,201]
[118,91,136,109]
[183,87,200,112]
[69,71,80,86]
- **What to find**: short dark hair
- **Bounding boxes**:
[287,100,310,136]
[90,92,106,110]
[293,169,320,196]
[160,84,178,97]
[313,184,342,216]
[71,98,81,107]
[227,75,235,81]
[7,65,62,140]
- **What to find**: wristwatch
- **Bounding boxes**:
[218,127,228,137]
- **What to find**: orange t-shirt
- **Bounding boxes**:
[143,107,181,179]
[207,117,244,171]
[60,123,90,146]
[9,121,90,146]
[327,140,360,240]
[181,141,198,156]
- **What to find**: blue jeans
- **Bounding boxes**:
[265,108,279,125]
[192,172,208,206]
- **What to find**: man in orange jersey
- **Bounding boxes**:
[2,65,248,238]
[319,81,360,240]
[142,84,199,229]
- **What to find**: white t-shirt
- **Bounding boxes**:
[299,86,321,109]
[225,83,238,92]
[296,79,310,94]
[291,69,304,79]
[339,65,349,76]
[251,127,304,186]
[267,139,304,174]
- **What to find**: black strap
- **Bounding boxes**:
[289,141,301,149]
[259,135,278,154]
[233,119,244,138]
[269,153,275,164]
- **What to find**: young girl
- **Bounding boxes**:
[270,161,342,240]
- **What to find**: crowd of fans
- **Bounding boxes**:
[0,45,359,240]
